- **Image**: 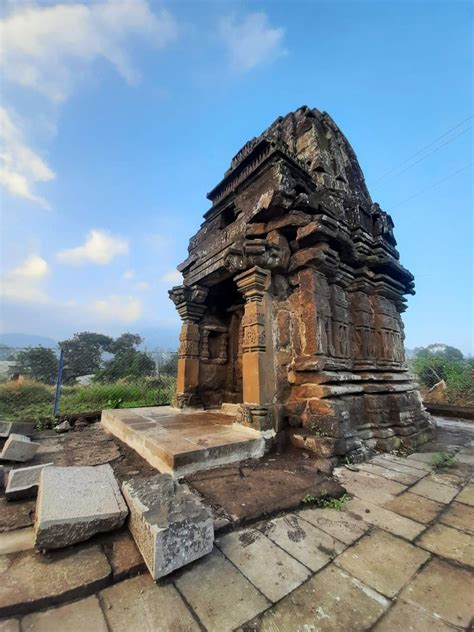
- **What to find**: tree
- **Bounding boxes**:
[15,347,59,384]
[95,333,155,381]
[111,333,143,354]
[59,332,113,382]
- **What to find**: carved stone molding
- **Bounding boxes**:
[235,266,270,303]
[169,284,208,323]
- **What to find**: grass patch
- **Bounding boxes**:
[302,491,350,510]
[432,451,456,469]
[0,376,176,425]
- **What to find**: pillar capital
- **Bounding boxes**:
[235,266,270,303]
[169,284,208,322]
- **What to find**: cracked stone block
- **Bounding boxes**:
[34,465,128,550]
[0,435,40,463]
[5,463,53,501]
[0,422,34,438]
[122,474,214,579]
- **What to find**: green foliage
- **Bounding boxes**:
[14,347,59,384]
[95,348,156,382]
[302,491,350,510]
[60,331,113,382]
[159,353,178,377]
[411,344,473,405]
[432,452,456,469]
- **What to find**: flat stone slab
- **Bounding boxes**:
[100,574,200,632]
[102,407,265,477]
[439,501,474,533]
[174,548,269,631]
[373,599,456,631]
[410,478,459,504]
[299,506,369,545]
[252,564,389,631]
[417,522,474,567]
[216,527,310,602]
[35,465,128,550]
[334,468,407,504]
[101,530,145,582]
[122,474,214,579]
[357,462,421,486]
[0,422,34,438]
[21,595,108,632]
[345,497,425,540]
[384,491,443,523]
[0,528,34,555]
[0,620,20,632]
[5,463,53,500]
[399,558,474,627]
[0,544,111,617]
[0,498,35,533]
[0,435,39,463]
[335,529,429,598]
[456,482,474,506]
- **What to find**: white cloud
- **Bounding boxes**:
[93,294,142,322]
[0,107,55,208]
[135,281,150,291]
[56,229,129,265]
[159,269,182,285]
[219,12,286,72]
[122,269,135,280]
[0,0,178,102]
[1,254,50,303]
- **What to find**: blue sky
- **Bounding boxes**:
[0,0,472,353]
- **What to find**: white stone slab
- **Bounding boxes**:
[122,474,214,579]
[34,464,128,550]
[5,463,53,500]
[0,421,34,438]
[0,434,39,462]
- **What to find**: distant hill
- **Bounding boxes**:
[0,333,58,350]
[138,327,180,352]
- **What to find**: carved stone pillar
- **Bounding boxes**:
[235,266,272,431]
[169,285,208,407]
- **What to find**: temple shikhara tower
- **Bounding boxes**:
[169,106,433,461]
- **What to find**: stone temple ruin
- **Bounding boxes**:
[169,105,433,462]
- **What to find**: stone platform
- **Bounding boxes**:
[101,407,265,477]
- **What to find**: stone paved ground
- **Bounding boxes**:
[1,417,473,631]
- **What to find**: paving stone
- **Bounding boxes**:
[0,498,35,533]
[100,574,199,631]
[455,452,474,465]
[0,620,19,632]
[174,548,269,631]
[0,435,39,463]
[299,506,369,545]
[0,527,34,555]
[35,464,128,550]
[22,595,108,632]
[0,422,34,438]
[373,600,456,631]
[122,474,213,579]
[216,527,310,602]
[345,497,425,540]
[253,563,389,631]
[417,522,474,567]
[357,462,420,485]
[258,513,344,572]
[399,558,474,627]
[440,501,474,533]
[101,530,145,581]
[410,478,458,504]
[5,463,53,500]
[334,468,406,504]
[0,544,111,617]
[456,482,474,506]
[428,468,468,487]
[372,453,432,473]
[384,491,443,523]
[407,452,439,464]
[335,530,429,597]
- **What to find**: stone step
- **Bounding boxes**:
[102,407,266,477]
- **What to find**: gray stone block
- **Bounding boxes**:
[0,421,34,438]
[0,434,40,462]
[35,464,128,550]
[5,463,53,500]
[122,474,214,580]
[0,465,4,491]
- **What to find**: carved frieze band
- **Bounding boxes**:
[235,267,270,354]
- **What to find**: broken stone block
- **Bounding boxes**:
[34,464,128,550]
[0,434,40,462]
[122,474,214,579]
[5,463,53,501]
[0,421,34,438]
[54,420,72,433]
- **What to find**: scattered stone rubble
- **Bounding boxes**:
[0,421,34,438]
[0,435,40,462]
[5,463,53,500]
[122,474,214,579]
[34,464,128,550]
